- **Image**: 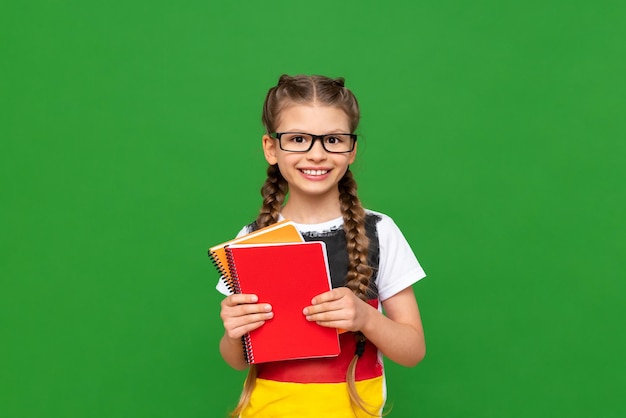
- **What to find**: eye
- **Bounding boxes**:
[325,135,344,144]
[284,134,309,144]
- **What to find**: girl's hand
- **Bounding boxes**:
[302,287,372,332]
[220,293,273,340]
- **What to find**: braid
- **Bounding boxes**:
[340,169,382,416]
[256,164,288,228]
[339,169,372,299]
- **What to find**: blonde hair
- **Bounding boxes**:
[231,74,378,416]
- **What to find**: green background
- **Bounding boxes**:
[2,1,624,417]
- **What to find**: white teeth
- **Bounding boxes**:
[302,169,329,175]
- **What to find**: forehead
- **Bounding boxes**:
[276,104,350,133]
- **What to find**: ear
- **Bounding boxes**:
[262,134,278,165]
[347,141,357,165]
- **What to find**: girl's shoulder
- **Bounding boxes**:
[364,209,402,234]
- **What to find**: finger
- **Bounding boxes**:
[225,315,272,339]
[227,311,274,328]
[235,303,273,316]
[303,299,343,316]
[312,318,354,332]
[221,303,272,321]
[223,293,259,307]
[311,288,348,305]
[225,310,274,330]
[315,320,348,329]
[304,307,348,323]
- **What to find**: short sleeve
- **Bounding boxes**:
[374,214,426,301]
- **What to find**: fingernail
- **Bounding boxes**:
[302,308,308,315]
[265,304,272,312]
[251,295,258,302]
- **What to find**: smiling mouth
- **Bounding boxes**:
[301,169,330,176]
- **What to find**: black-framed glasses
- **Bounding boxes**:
[271,132,357,153]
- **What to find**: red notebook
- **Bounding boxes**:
[225,241,340,364]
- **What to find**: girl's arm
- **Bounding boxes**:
[219,293,274,370]
[304,286,425,367]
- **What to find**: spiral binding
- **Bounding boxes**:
[225,246,254,363]
[208,250,226,275]
[242,333,255,364]
[209,249,236,293]
[224,247,242,294]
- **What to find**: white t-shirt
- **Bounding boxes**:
[216,209,425,300]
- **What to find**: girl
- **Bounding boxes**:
[217,74,427,417]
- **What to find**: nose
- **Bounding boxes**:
[306,138,328,160]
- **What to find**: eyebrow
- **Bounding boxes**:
[281,129,350,133]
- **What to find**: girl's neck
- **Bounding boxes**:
[281,192,343,225]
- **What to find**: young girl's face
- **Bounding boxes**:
[262,104,357,201]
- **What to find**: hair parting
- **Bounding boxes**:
[262,74,360,134]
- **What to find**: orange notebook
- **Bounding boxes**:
[225,241,340,364]
[208,220,304,290]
